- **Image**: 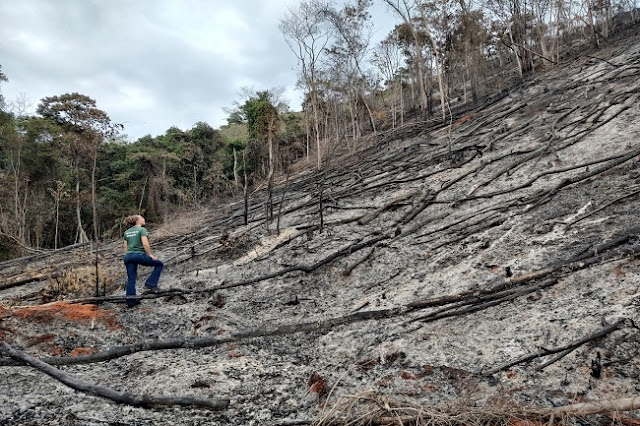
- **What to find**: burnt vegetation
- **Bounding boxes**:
[2,8,640,426]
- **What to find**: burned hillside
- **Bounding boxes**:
[2,25,640,426]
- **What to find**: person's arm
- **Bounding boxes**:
[123,241,128,253]
[141,236,157,260]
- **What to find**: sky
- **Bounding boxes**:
[0,0,397,141]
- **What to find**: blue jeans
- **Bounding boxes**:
[123,253,163,304]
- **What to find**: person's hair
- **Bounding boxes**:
[123,215,140,228]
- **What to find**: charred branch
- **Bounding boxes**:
[0,342,229,410]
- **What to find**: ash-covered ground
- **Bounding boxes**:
[2,26,640,426]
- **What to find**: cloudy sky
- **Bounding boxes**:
[0,0,396,140]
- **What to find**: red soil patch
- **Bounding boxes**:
[11,302,120,329]
[50,345,65,356]
[228,341,243,357]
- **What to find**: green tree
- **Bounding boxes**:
[130,134,179,222]
[243,91,280,224]
[0,114,70,250]
[188,121,227,201]
[244,91,279,142]
[96,140,147,236]
[37,93,122,242]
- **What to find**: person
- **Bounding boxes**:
[122,214,163,307]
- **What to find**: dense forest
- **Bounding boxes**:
[0,0,638,260]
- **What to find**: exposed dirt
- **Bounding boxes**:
[2,25,640,426]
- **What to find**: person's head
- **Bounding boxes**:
[124,215,145,228]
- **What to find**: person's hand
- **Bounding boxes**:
[149,254,158,261]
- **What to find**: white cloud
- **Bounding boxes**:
[0,0,397,139]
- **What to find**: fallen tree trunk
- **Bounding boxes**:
[483,319,627,375]
[565,186,640,229]
[469,146,640,201]
[358,190,419,225]
[0,305,406,366]
[0,342,229,410]
[0,273,53,291]
[407,278,559,325]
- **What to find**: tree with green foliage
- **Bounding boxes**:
[37,93,122,241]
[187,121,227,204]
[0,112,70,251]
[245,91,280,222]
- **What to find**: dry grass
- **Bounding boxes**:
[313,392,577,426]
[43,266,118,300]
[151,207,218,240]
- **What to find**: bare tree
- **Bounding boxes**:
[483,0,535,77]
[48,181,69,250]
[382,0,430,117]
[280,0,333,169]
[323,0,378,137]
[531,0,554,66]
[372,33,405,128]
[417,1,448,120]
[2,95,33,245]
[453,1,491,103]
[585,0,600,48]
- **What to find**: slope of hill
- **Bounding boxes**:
[2,25,640,425]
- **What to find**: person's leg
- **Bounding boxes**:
[146,261,163,288]
[137,255,164,288]
[123,255,139,306]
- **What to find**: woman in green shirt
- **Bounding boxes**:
[122,215,163,307]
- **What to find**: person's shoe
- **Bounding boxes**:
[126,300,141,308]
[143,285,161,294]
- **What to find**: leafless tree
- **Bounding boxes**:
[372,33,405,128]
[280,0,333,169]
[323,0,378,139]
[417,1,448,120]
[1,94,33,245]
[382,0,431,117]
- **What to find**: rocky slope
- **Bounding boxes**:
[1,24,640,426]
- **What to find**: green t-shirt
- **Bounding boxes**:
[123,226,148,254]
